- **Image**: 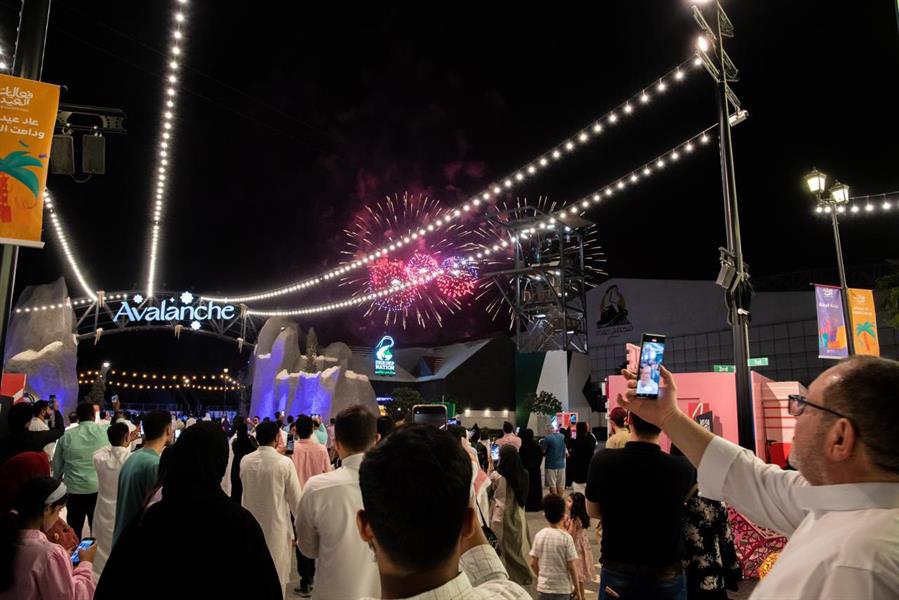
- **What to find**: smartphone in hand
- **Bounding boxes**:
[636,333,666,399]
[70,537,96,566]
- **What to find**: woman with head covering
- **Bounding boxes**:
[0,451,78,552]
[95,422,281,600]
[569,421,597,494]
[229,416,258,503]
[0,476,96,599]
[488,444,534,586]
[517,428,545,512]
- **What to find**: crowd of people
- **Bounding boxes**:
[0,354,897,600]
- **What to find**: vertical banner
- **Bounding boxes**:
[0,74,60,248]
[848,288,880,356]
[814,284,849,360]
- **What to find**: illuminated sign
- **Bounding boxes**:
[374,335,396,376]
[113,292,236,326]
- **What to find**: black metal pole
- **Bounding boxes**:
[830,209,855,355]
[714,8,755,452]
[0,0,52,363]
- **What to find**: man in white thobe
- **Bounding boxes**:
[28,400,57,461]
[615,356,899,600]
[91,422,132,576]
[240,421,302,598]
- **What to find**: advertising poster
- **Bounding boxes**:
[814,284,849,360]
[0,73,60,247]
[848,288,880,356]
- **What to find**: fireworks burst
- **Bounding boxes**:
[341,193,496,328]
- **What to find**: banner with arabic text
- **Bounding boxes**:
[814,284,849,360]
[848,288,880,356]
[0,74,60,248]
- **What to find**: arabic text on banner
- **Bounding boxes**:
[848,288,880,357]
[0,74,60,248]
[814,284,849,360]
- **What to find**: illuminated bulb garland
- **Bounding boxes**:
[146,0,190,298]
[79,369,240,386]
[203,55,704,305]
[815,191,898,216]
[246,127,716,318]
[44,192,97,301]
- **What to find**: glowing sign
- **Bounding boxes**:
[113,292,236,325]
[374,335,396,376]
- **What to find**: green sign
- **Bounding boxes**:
[713,357,769,372]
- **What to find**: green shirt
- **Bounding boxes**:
[52,422,110,494]
[113,447,160,545]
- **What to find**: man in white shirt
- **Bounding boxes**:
[240,421,302,598]
[91,422,132,576]
[495,421,521,450]
[296,405,380,600]
[617,355,899,600]
[357,423,530,600]
[28,400,57,459]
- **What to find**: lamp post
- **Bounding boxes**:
[804,168,854,355]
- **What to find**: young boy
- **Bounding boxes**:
[530,493,584,600]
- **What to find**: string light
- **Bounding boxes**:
[43,192,97,301]
[79,368,241,387]
[203,55,704,305]
[247,126,715,318]
[146,1,189,298]
[817,191,898,217]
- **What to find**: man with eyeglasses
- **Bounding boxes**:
[617,355,899,600]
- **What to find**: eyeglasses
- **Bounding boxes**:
[787,394,853,422]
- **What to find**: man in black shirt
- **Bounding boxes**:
[585,408,695,599]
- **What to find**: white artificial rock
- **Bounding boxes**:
[6,341,78,413]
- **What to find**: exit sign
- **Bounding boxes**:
[713,357,769,372]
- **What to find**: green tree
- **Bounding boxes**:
[524,390,562,416]
[387,387,423,422]
[876,260,899,328]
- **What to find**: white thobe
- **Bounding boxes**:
[28,417,56,460]
[240,446,302,588]
[220,433,236,496]
[699,435,899,599]
[91,445,131,576]
[296,453,380,600]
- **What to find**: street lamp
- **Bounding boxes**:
[804,168,855,355]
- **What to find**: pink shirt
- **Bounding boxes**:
[0,529,95,600]
[291,438,332,487]
[496,433,521,451]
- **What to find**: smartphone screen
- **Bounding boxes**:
[636,333,666,398]
[286,434,295,452]
[71,538,95,565]
[491,443,500,461]
[411,404,448,429]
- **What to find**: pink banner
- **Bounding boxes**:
[815,284,849,360]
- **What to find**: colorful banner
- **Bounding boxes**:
[848,288,880,356]
[815,284,849,360]
[0,74,60,248]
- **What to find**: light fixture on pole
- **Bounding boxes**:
[803,168,854,355]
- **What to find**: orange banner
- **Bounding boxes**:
[0,74,60,248]
[848,288,880,356]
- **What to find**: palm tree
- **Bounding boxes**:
[855,321,877,353]
[0,148,43,223]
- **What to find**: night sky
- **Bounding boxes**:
[0,1,897,377]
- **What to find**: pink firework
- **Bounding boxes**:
[405,252,441,281]
[368,259,415,311]
[435,256,479,299]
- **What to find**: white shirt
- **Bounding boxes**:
[240,446,302,586]
[91,445,131,576]
[361,545,529,600]
[296,453,380,600]
[220,433,236,496]
[529,527,578,594]
[699,435,899,600]
[28,417,56,459]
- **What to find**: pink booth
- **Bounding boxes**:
[605,370,807,466]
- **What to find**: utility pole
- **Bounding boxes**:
[695,1,755,452]
[0,0,52,360]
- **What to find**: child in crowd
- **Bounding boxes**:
[565,492,597,591]
[530,493,584,600]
